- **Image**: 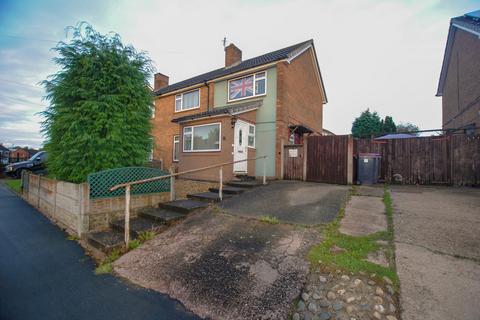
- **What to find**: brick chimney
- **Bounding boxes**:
[154,72,169,91]
[225,43,242,68]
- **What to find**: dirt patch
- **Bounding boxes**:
[114,208,320,320]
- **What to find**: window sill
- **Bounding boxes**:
[174,106,201,114]
[227,94,266,104]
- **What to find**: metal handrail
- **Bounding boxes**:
[110,155,268,246]
[109,155,267,191]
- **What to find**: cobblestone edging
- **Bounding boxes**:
[293,269,399,320]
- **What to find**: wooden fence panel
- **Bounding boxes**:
[353,134,479,186]
[283,145,304,180]
[306,135,352,184]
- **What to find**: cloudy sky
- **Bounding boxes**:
[0,0,477,148]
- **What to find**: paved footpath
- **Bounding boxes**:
[391,186,480,320]
[0,184,199,320]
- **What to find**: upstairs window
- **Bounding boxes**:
[175,89,200,112]
[228,72,267,101]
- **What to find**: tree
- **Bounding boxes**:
[396,122,420,136]
[382,116,397,134]
[351,109,383,138]
[41,23,154,183]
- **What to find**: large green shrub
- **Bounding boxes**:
[41,23,154,183]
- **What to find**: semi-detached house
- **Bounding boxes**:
[151,39,327,181]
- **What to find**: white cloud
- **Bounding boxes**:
[1,0,476,147]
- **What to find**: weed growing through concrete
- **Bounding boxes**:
[67,234,79,241]
[259,215,280,224]
[127,239,141,250]
[138,230,155,242]
[94,248,121,275]
[308,186,399,287]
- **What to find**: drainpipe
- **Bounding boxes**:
[204,80,210,111]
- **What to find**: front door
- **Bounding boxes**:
[233,120,249,173]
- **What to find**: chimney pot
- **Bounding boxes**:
[154,73,169,91]
[225,43,242,68]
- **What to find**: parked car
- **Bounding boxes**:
[4,151,47,178]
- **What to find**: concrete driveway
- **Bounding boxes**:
[0,183,198,320]
[391,186,480,320]
[219,180,350,225]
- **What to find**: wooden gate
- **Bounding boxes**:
[283,144,304,180]
[306,135,353,184]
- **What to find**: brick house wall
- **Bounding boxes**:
[177,110,257,181]
[275,48,325,177]
[442,28,480,130]
[152,83,214,170]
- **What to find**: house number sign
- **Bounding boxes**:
[289,149,298,157]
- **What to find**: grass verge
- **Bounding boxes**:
[4,179,21,193]
[308,186,399,287]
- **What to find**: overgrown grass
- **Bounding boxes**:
[138,230,155,242]
[127,239,141,250]
[259,215,280,224]
[308,186,398,287]
[94,248,121,275]
[67,234,79,241]
[4,179,21,193]
[94,230,157,276]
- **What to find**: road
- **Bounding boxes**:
[0,183,199,320]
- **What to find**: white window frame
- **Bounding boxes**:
[247,124,255,148]
[227,71,267,102]
[183,122,222,153]
[174,88,200,113]
[173,135,180,162]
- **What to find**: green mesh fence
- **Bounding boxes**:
[87,167,170,199]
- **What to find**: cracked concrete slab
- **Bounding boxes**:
[339,195,387,236]
[392,186,480,320]
[114,209,320,320]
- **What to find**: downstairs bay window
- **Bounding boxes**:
[183,123,221,152]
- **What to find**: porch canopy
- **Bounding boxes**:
[171,100,262,124]
[288,124,314,135]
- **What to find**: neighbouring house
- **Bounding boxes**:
[322,128,335,136]
[437,10,480,132]
[374,133,416,140]
[151,39,327,181]
[0,144,10,165]
[9,147,37,163]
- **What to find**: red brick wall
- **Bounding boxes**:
[275,48,325,177]
[151,83,214,170]
[442,28,480,130]
[177,110,257,181]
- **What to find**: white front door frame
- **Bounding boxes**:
[233,120,249,173]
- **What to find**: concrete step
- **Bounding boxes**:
[187,192,232,203]
[110,217,167,238]
[86,230,124,254]
[234,174,256,181]
[159,199,209,214]
[208,186,247,195]
[226,180,266,189]
[139,207,187,223]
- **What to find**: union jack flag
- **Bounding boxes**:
[229,76,253,100]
